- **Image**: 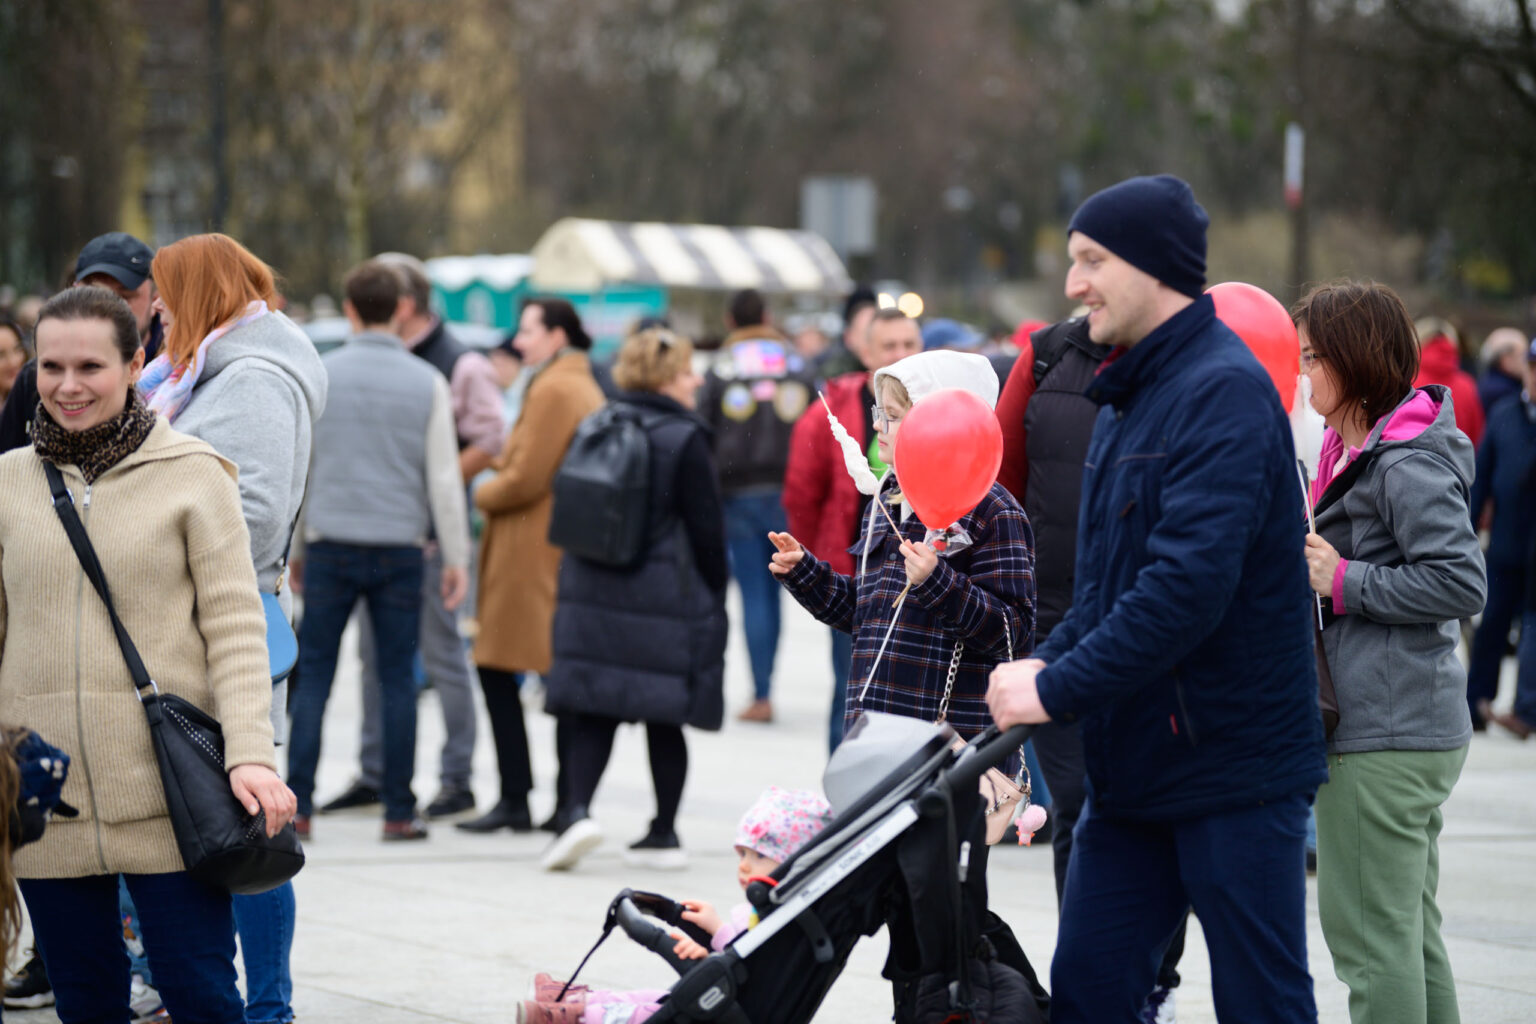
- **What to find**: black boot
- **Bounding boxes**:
[455,799,532,833]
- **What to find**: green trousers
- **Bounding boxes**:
[1315,745,1468,1024]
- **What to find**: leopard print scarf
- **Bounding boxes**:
[32,389,159,483]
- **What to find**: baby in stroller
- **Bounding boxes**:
[519,787,834,1024]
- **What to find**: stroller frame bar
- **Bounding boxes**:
[731,802,919,958]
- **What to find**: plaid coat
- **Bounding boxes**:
[781,477,1035,740]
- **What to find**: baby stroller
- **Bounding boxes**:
[571,718,1050,1024]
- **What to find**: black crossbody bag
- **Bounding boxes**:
[45,462,304,894]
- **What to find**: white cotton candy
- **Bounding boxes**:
[1290,375,1326,479]
[821,395,883,496]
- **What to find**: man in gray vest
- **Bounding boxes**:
[321,252,504,820]
[287,260,469,841]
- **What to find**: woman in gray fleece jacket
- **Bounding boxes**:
[1296,281,1485,1024]
[143,233,328,1024]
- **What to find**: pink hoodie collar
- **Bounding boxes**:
[1311,389,1441,504]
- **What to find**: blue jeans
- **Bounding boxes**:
[1467,560,1536,723]
[723,491,785,701]
[233,883,295,1024]
[21,872,245,1024]
[829,628,852,753]
[1051,793,1316,1023]
[289,542,424,821]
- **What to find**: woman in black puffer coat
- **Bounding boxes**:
[540,327,728,872]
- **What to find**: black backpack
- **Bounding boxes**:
[548,403,655,567]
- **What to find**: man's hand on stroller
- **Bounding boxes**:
[679,899,722,937]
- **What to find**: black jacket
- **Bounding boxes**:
[0,361,37,454]
[1019,318,1111,642]
[544,392,728,729]
[698,327,815,495]
[411,320,473,450]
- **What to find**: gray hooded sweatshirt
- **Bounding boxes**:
[1314,384,1485,754]
[171,311,328,605]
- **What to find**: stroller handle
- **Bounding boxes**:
[929,723,1035,806]
[614,890,694,976]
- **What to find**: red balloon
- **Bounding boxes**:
[892,389,1003,531]
[1209,282,1298,412]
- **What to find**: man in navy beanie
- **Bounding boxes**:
[989,175,1326,1023]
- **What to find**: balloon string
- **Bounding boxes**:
[859,586,908,705]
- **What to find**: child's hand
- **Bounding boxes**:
[900,539,938,586]
[768,532,805,577]
[670,932,710,960]
[680,899,723,937]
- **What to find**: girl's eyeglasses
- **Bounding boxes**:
[872,404,904,431]
[1300,351,1326,371]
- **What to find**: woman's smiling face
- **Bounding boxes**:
[35,316,143,431]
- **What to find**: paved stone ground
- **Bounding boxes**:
[12,590,1536,1022]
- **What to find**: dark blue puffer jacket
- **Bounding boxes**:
[1034,296,1326,821]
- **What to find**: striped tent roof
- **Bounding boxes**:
[529,218,852,295]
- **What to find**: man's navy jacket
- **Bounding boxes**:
[1035,295,1327,821]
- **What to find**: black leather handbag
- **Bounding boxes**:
[45,463,304,894]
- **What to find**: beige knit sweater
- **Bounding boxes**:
[0,419,275,878]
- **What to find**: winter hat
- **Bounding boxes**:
[1066,174,1208,298]
[920,318,984,351]
[734,787,835,864]
[872,349,1000,411]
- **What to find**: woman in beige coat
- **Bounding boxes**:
[0,286,294,1023]
[458,298,604,834]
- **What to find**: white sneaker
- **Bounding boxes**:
[129,974,166,1021]
[541,817,602,871]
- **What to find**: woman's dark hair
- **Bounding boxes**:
[524,296,592,351]
[34,286,141,362]
[1291,281,1420,426]
[0,315,26,356]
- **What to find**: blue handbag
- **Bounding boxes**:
[263,507,302,684]
[262,591,298,684]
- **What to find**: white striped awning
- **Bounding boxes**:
[529,218,852,295]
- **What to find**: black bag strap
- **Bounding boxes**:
[43,462,158,699]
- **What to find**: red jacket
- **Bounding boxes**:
[782,372,869,574]
[995,337,1038,501]
[1414,337,1484,446]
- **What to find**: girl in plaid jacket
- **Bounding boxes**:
[770,350,1035,743]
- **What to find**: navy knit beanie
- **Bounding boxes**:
[1067,175,1209,298]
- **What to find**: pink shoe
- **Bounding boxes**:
[531,973,589,1003]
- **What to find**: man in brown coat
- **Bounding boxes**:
[457,297,605,833]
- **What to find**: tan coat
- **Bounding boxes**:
[0,419,274,878]
[474,350,604,673]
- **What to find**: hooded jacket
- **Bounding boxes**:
[1312,386,1485,754]
[170,311,328,598]
[780,351,1033,742]
[1033,296,1326,822]
[0,419,274,878]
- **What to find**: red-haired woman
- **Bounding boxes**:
[141,234,327,1024]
